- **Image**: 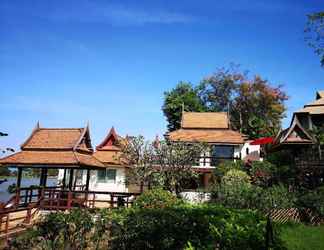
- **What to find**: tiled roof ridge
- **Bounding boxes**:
[20,122,41,149]
[73,125,93,151]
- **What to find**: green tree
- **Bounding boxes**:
[162,81,206,131]
[231,77,288,138]
[197,64,244,112]
[163,66,288,139]
[305,12,324,67]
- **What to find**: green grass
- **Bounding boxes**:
[280,223,324,250]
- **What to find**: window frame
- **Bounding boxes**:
[97,169,117,183]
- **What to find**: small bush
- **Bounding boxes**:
[213,160,246,181]
[133,188,182,209]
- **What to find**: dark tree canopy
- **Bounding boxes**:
[162,81,206,131]
[163,66,288,139]
[305,12,324,67]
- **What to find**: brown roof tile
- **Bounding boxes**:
[0,124,104,168]
[181,112,229,129]
[167,129,244,144]
[93,150,124,165]
[0,151,105,168]
[22,128,87,150]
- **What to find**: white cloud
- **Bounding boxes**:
[47,1,195,26]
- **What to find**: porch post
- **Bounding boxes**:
[62,169,67,189]
[68,169,74,190]
[43,168,48,187]
[15,167,23,207]
[85,169,90,191]
[16,167,22,188]
[39,168,46,187]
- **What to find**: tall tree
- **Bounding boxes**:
[163,66,288,139]
[230,76,288,138]
[305,12,324,67]
[162,81,206,132]
[197,64,245,111]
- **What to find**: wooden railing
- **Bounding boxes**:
[0,186,141,240]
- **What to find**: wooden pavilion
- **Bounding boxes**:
[0,123,140,238]
[0,123,105,193]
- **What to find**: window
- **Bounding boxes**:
[211,145,234,166]
[97,169,117,183]
[246,147,249,155]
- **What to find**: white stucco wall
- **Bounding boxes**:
[57,168,127,200]
[240,141,262,161]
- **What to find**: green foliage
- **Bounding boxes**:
[305,12,324,67]
[222,169,251,186]
[213,160,246,181]
[7,183,17,193]
[133,188,182,209]
[250,161,276,187]
[162,81,206,131]
[163,66,288,139]
[109,204,285,250]
[10,209,95,250]
[10,205,287,250]
[0,166,10,176]
[266,150,296,185]
[265,185,296,210]
[212,178,295,212]
[296,186,324,217]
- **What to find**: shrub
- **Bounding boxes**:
[213,160,246,181]
[9,209,95,250]
[250,161,276,187]
[133,188,182,209]
[109,204,285,250]
[211,181,295,212]
[296,186,324,217]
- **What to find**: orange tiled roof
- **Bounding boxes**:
[93,150,125,166]
[0,151,104,168]
[21,125,92,151]
[167,128,244,144]
[181,112,229,129]
[0,123,105,168]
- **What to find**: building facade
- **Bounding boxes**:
[166,112,260,188]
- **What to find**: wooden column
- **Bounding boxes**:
[16,168,22,188]
[16,168,23,207]
[68,169,74,190]
[43,168,48,187]
[85,169,90,191]
[62,169,67,189]
[39,168,44,187]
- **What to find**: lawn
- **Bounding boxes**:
[280,223,324,250]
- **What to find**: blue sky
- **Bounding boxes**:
[0,0,323,151]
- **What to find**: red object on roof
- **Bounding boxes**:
[250,137,274,145]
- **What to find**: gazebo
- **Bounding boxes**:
[0,123,106,209]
